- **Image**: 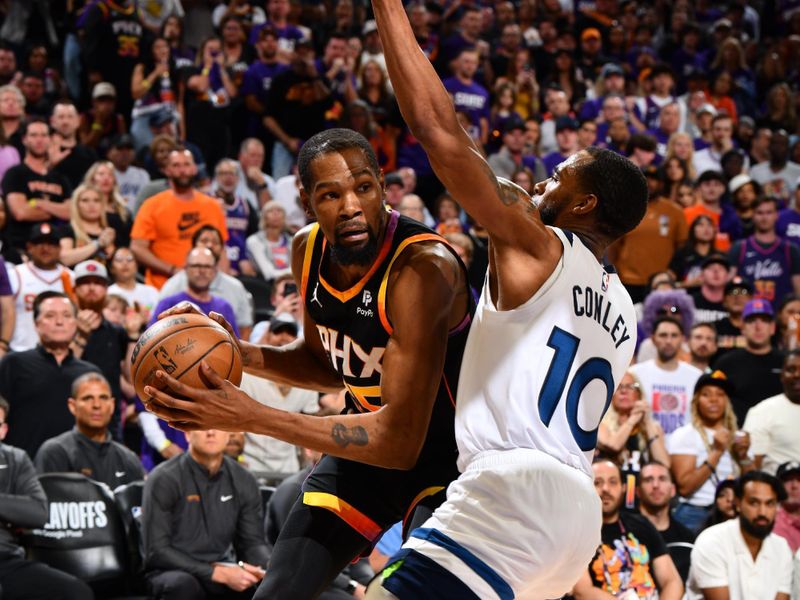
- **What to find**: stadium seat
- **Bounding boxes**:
[114,481,145,577]
[238,275,274,324]
[20,473,148,599]
[259,485,277,511]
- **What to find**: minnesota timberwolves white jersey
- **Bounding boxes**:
[455,227,637,477]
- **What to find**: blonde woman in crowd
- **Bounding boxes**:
[83,160,131,248]
[665,132,697,182]
[59,184,116,267]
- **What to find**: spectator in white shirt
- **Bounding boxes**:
[743,349,800,474]
[687,470,793,600]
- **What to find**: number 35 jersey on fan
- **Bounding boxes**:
[455,226,637,476]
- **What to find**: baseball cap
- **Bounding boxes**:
[74,260,110,284]
[694,370,735,397]
[111,134,135,149]
[696,103,717,117]
[555,116,579,132]
[28,222,60,244]
[363,19,377,36]
[777,461,800,481]
[269,312,298,336]
[600,63,625,79]
[742,298,775,320]
[696,170,726,185]
[728,173,753,195]
[701,253,731,270]
[149,109,175,128]
[712,18,733,32]
[581,28,601,42]
[724,276,753,296]
[503,114,526,134]
[92,82,116,99]
[385,172,404,188]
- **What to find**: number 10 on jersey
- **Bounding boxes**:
[539,327,615,451]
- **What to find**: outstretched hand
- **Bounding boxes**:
[143,361,261,432]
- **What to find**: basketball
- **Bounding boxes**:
[131,312,243,400]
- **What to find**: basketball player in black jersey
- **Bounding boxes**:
[144,129,474,599]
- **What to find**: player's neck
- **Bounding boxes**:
[640,503,670,530]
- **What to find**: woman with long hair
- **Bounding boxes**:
[59,184,117,267]
[130,36,183,150]
[357,59,395,129]
[542,49,586,106]
[597,371,670,480]
[775,293,800,351]
[758,83,797,133]
[704,71,739,124]
[668,372,754,532]
[495,48,539,119]
[660,156,690,204]
[488,82,521,154]
[710,37,755,115]
[83,161,131,248]
[699,479,738,531]
[669,215,718,287]
[511,167,535,196]
[339,100,395,172]
[665,132,696,181]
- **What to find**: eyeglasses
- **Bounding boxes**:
[618,383,640,391]
[186,264,215,271]
[727,288,751,296]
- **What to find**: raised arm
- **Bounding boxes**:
[371,0,549,251]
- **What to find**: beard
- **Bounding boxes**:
[538,202,559,226]
[170,175,194,192]
[77,295,105,313]
[330,228,379,267]
[740,514,774,540]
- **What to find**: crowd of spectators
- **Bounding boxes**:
[0,0,796,598]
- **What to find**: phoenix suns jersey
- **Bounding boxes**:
[300,209,473,460]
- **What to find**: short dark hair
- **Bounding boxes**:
[576,147,648,240]
[592,456,623,480]
[734,470,787,502]
[690,321,717,335]
[753,196,779,211]
[191,224,223,247]
[627,133,657,153]
[653,315,684,335]
[638,460,674,484]
[21,117,50,137]
[784,348,800,367]
[298,128,380,192]
[33,291,75,322]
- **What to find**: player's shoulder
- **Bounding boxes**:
[392,237,463,285]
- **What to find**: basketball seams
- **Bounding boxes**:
[173,339,231,381]
[131,323,216,387]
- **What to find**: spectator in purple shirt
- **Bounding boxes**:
[542,116,580,176]
[150,247,239,337]
[242,27,289,137]
[443,49,490,146]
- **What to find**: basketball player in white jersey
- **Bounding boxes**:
[9,223,73,351]
[365,2,649,598]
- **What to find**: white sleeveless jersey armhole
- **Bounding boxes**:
[455,227,638,476]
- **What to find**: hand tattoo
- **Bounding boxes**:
[331,423,369,447]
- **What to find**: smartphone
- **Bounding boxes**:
[284,282,298,296]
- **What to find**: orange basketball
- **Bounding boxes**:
[131,312,243,400]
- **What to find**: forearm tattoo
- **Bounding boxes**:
[331,423,369,447]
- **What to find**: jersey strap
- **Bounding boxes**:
[300,224,321,299]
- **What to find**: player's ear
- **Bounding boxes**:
[572,192,598,216]
[299,185,315,219]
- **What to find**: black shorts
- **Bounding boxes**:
[301,450,460,544]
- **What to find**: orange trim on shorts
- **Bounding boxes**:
[300,224,320,300]
[318,211,400,304]
[377,234,444,334]
[303,491,383,542]
[402,486,445,536]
